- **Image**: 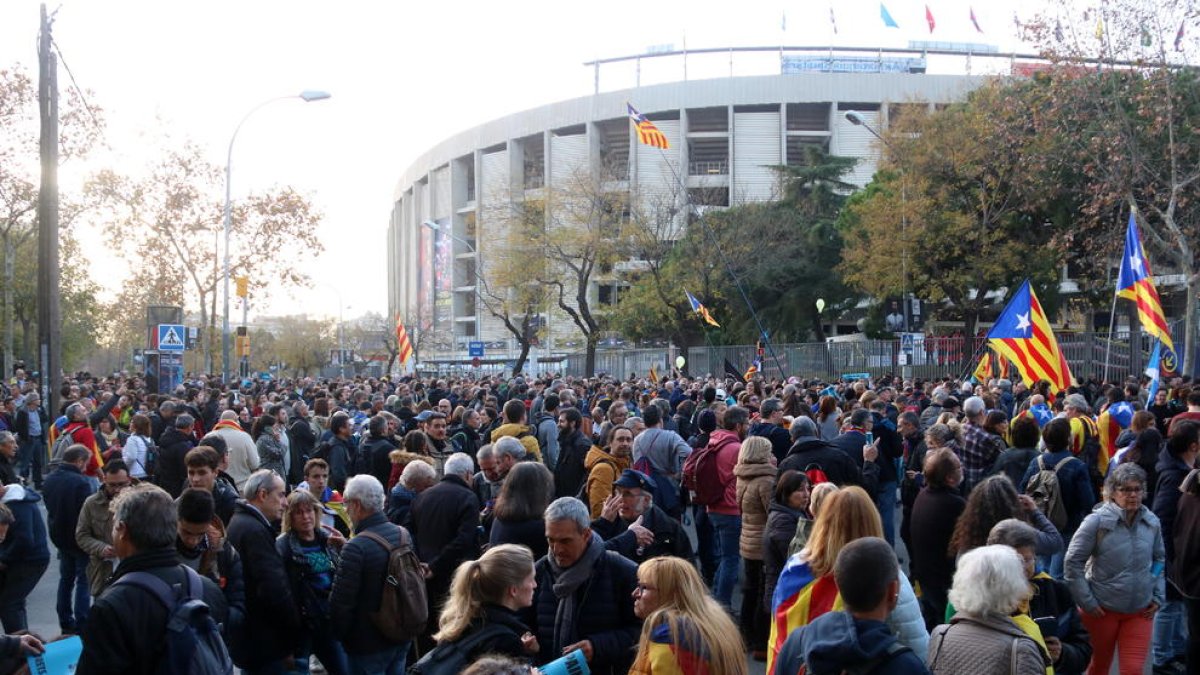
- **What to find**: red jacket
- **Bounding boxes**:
[705,429,742,516]
[62,421,101,476]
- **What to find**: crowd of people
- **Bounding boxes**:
[0,367,1197,675]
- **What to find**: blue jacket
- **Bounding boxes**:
[525,546,641,675]
[1020,450,1096,536]
[42,464,95,555]
[776,611,930,675]
[0,488,50,565]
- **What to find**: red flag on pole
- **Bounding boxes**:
[925,4,936,33]
[970,7,983,33]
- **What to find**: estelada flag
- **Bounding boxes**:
[1097,401,1134,477]
[986,280,1073,394]
[1118,213,1177,375]
[767,558,844,673]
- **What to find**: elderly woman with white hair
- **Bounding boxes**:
[927,545,1050,674]
[1064,462,1165,675]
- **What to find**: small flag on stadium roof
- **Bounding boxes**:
[880,2,899,28]
[627,103,670,149]
[970,7,983,33]
[925,4,937,33]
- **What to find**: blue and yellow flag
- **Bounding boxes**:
[767,557,844,673]
[685,290,720,328]
[1118,213,1177,375]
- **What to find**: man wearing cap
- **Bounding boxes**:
[591,469,691,565]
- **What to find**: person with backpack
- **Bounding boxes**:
[412,544,538,674]
[531,394,560,471]
[121,414,155,482]
[331,474,427,675]
[779,417,871,489]
[774,537,931,675]
[55,403,101,480]
[77,484,232,675]
[686,405,750,609]
[1020,418,1096,579]
[630,403,690,519]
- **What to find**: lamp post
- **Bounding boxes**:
[846,110,911,334]
[422,220,485,361]
[221,90,331,383]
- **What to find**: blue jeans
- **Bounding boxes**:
[17,436,43,486]
[56,550,90,631]
[875,482,897,547]
[708,512,742,609]
[346,643,408,675]
[307,629,349,675]
[1153,598,1188,665]
[0,561,48,633]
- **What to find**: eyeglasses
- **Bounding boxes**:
[1116,486,1144,494]
[634,583,656,595]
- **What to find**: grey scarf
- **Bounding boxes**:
[549,531,606,652]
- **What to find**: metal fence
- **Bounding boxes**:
[561,331,1166,382]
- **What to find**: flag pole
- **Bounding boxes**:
[654,145,788,380]
[1102,286,1119,384]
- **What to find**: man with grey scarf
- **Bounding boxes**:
[524,497,641,675]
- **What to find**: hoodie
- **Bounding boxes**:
[775,611,927,675]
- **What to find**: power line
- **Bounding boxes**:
[48,36,109,149]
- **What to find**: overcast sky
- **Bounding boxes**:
[0,0,1042,323]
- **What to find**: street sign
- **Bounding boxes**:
[468,341,485,357]
[157,324,186,352]
[898,353,909,366]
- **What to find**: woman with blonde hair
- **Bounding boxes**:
[629,556,747,675]
[789,482,840,556]
[734,436,776,659]
[417,544,538,667]
[767,486,927,672]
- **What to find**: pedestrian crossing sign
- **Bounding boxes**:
[157,324,186,351]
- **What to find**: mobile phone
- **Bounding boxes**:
[1033,616,1057,639]
[865,432,874,445]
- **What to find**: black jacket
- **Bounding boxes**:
[225,501,300,667]
[1029,574,1092,674]
[329,511,406,654]
[359,434,398,488]
[554,428,592,499]
[525,546,641,675]
[276,529,339,632]
[780,437,874,491]
[288,417,317,463]
[12,405,49,442]
[76,549,229,675]
[1153,447,1195,562]
[763,502,807,606]
[211,478,239,526]
[455,604,531,663]
[156,427,195,498]
[327,435,354,492]
[749,421,793,464]
[411,475,480,590]
[42,463,94,554]
[489,517,548,560]
[590,504,692,564]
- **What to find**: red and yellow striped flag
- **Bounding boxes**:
[628,103,670,149]
[395,315,413,366]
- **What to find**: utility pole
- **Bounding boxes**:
[37,3,61,418]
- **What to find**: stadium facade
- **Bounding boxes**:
[387,67,984,362]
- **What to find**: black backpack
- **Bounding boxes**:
[407,624,512,675]
[113,565,233,675]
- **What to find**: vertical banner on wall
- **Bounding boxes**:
[417,223,434,339]
[434,228,454,341]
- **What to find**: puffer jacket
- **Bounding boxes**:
[762,502,806,606]
[928,614,1049,675]
[734,449,776,560]
[1064,500,1165,614]
[255,430,286,478]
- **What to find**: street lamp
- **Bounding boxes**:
[846,110,911,334]
[221,90,331,383]
[422,220,485,360]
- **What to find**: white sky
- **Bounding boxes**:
[0,0,1042,323]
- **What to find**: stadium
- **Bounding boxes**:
[387,45,1058,368]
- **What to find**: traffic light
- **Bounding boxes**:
[236,276,249,298]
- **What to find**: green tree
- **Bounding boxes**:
[839,86,1061,336]
[1022,0,1200,373]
